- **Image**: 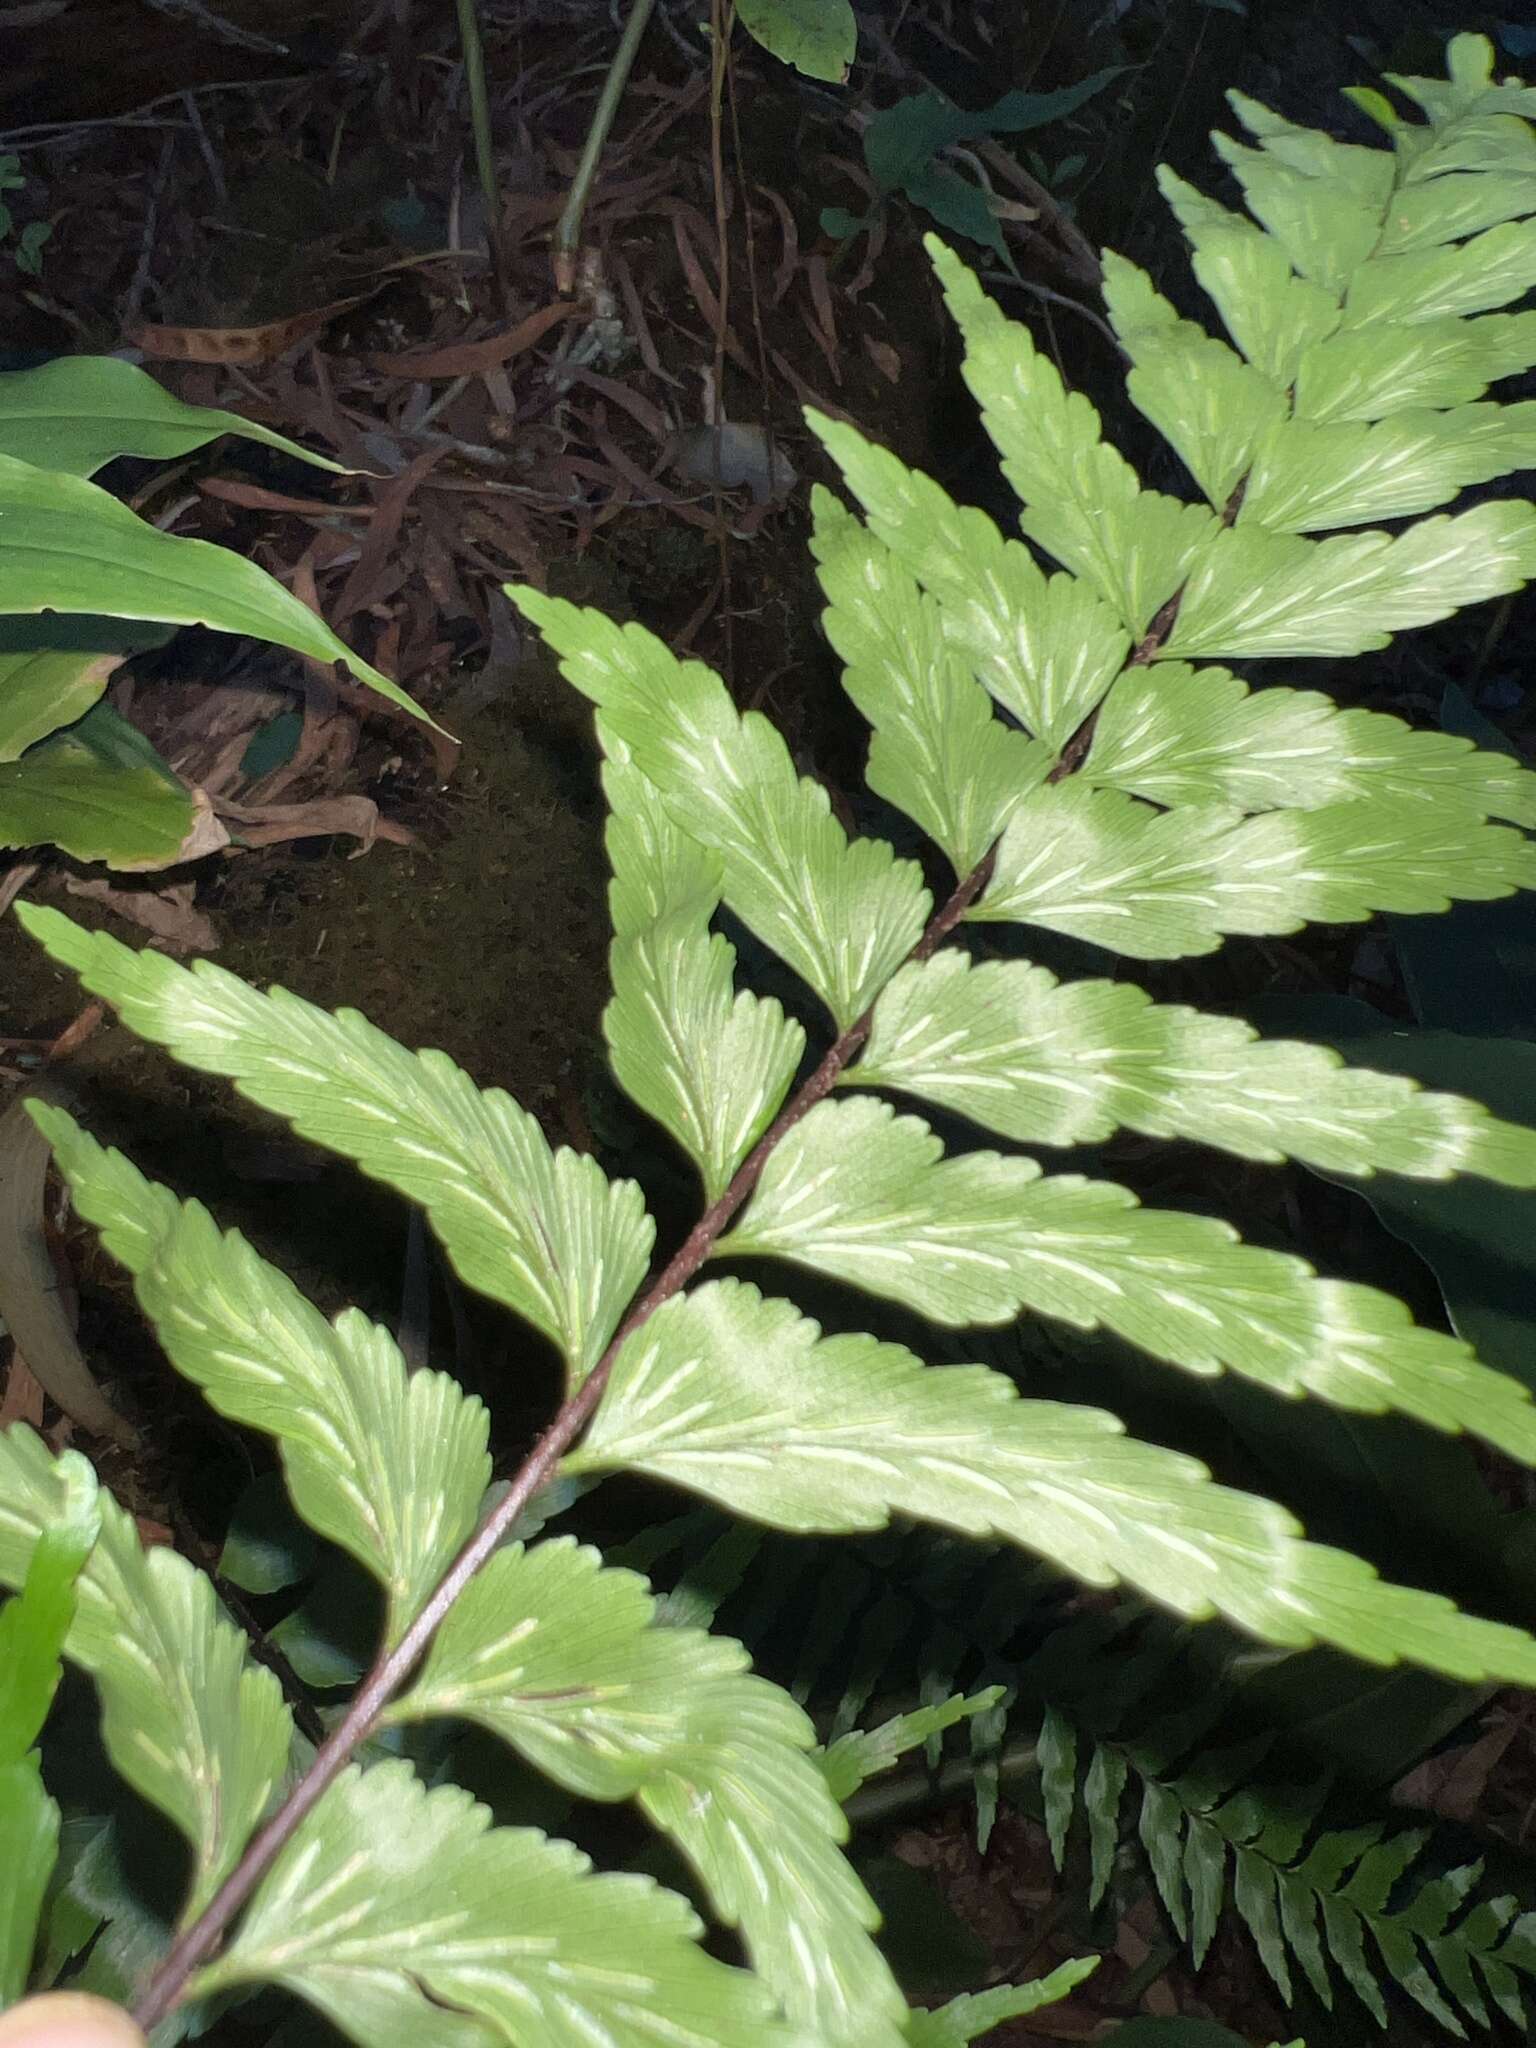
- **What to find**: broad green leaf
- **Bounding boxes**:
[0,1451,98,1764]
[197,1760,798,2048]
[0,613,164,762]
[388,1534,905,2048]
[807,411,1130,747]
[928,239,1221,634]
[16,907,653,1382]
[0,356,349,478]
[810,488,1050,872]
[735,0,854,83]
[0,708,195,865]
[974,780,1536,958]
[218,1472,319,1596]
[602,747,804,1202]
[1165,502,1536,660]
[0,1454,96,2004]
[0,1423,291,1917]
[1101,251,1288,508]
[863,78,1122,199]
[510,590,930,1028]
[719,1096,1536,1462]
[1084,662,1536,820]
[904,1958,1099,2047]
[570,1277,1536,1682]
[0,452,430,726]
[0,1757,56,2004]
[33,1105,490,1642]
[851,950,1536,1180]
[0,716,198,868]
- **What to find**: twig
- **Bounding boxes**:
[137,0,289,54]
[552,0,657,296]
[978,268,1124,358]
[181,89,229,210]
[121,132,176,333]
[0,76,299,149]
[129,844,999,2033]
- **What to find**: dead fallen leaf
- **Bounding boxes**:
[65,875,218,952]
[198,478,370,519]
[1393,1713,1522,1821]
[215,793,413,850]
[130,291,377,365]
[364,299,575,380]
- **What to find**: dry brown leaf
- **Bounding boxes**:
[364,300,575,380]
[130,292,376,365]
[65,875,218,952]
[198,478,371,519]
[216,794,413,850]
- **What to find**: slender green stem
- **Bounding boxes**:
[454,0,510,310]
[553,0,657,295]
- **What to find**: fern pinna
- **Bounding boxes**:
[5,30,1536,2047]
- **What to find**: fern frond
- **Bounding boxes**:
[720,1095,1536,1460]
[1082,662,1536,819]
[974,780,1536,957]
[851,950,1536,1179]
[194,1760,800,2048]
[386,1532,907,2048]
[30,1105,491,1643]
[1056,1713,1536,2034]
[809,489,1051,873]
[568,1276,1536,1682]
[0,1423,290,1916]
[511,593,932,1029]
[12,903,654,1383]
[602,747,806,1203]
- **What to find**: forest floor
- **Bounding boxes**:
[4,0,1536,2041]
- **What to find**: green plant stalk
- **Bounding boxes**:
[453,0,510,310]
[129,849,995,2032]
[553,0,657,295]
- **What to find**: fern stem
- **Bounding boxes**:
[131,845,999,2030]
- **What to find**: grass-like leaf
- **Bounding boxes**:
[195,1759,799,2048]
[0,356,349,479]
[32,1105,490,1642]
[16,905,654,1383]
[0,1451,96,2004]
[568,1276,1536,1683]
[388,1533,907,2048]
